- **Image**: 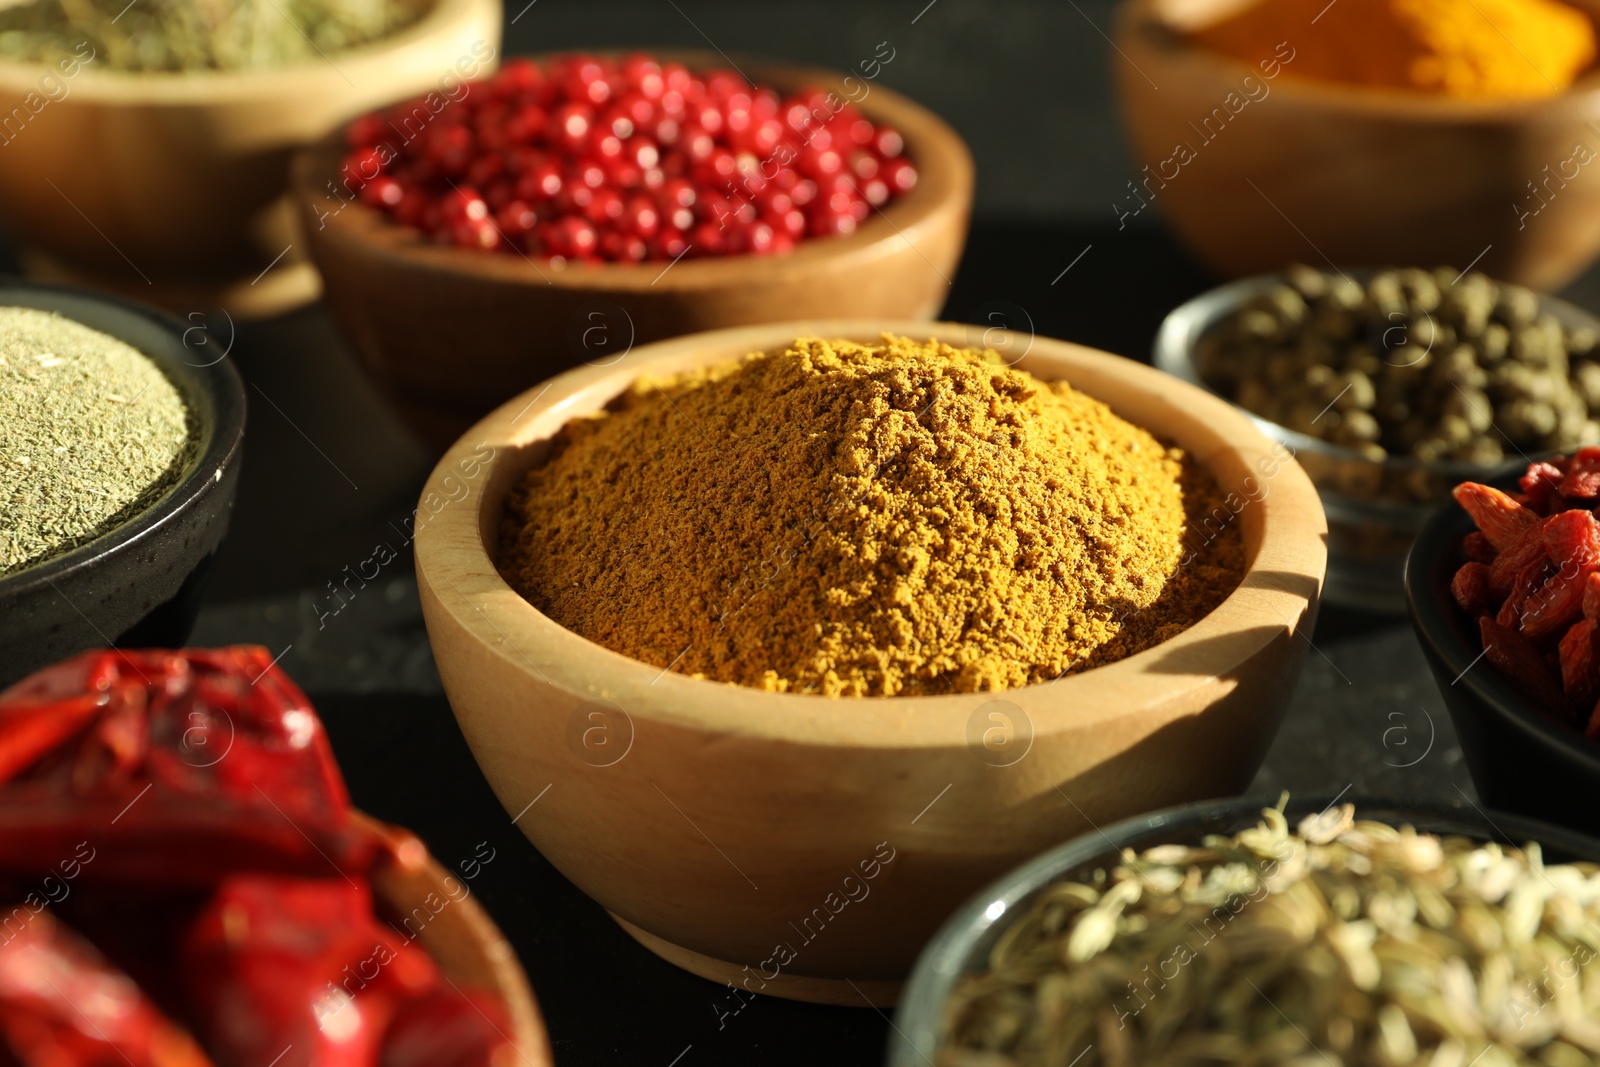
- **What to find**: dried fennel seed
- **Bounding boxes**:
[940,800,1600,1067]
[498,335,1245,697]
[0,308,195,576]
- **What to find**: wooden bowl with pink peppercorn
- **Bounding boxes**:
[290,50,974,448]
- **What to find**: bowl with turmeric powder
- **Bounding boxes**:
[412,321,1328,1005]
[1113,0,1600,290]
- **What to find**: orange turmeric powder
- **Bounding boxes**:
[1193,0,1596,99]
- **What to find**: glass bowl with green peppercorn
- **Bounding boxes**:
[1155,265,1600,613]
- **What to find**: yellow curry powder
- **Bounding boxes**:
[499,336,1245,697]
[1193,0,1596,99]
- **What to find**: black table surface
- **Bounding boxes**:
[165,215,1541,1067]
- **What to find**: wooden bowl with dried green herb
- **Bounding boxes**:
[413,320,1327,1005]
[0,0,499,316]
[0,281,244,689]
[893,794,1600,1067]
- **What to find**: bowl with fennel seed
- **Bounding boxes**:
[893,793,1600,1067]
[0,280,245,690]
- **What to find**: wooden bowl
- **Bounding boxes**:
[360,813,552,1066]
[1113,0,1600,289]
[0,0,500,317]
[412,321,1326,1005]
[290,53,973,448]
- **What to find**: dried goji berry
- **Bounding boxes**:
[1584,572,1600,625]
[1561,619,1600,708]
[1456,482,1540,551]
[1567,470,1600,499]
[1451,562,1493,617]
[1498,558,1551,629]
[1490,518,1552,598]
[1588,696,1600,739]
[1461,531,1497,565]
[1481,616,1565,708]
[1523,563,1590,643]
[1544,508,1600,570]
[1560,445,1600,499]
[1521,461,1565,514]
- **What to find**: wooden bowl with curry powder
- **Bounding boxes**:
[412,320,1329,1007]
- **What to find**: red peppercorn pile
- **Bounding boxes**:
[340,53,919,264]
[1452,450,1600,739]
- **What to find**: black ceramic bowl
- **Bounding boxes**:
[889,794,1600,1067]
[1406,471,1600,835]
[0,281,245,690]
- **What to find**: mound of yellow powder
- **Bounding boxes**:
[1194,0,1596,100]
[499,336,1243,697]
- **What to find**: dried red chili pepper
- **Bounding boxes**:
[183,876,405,1067]
[0,649,518,1067]
[379,989,515,1067]
[0,648,374,885]
[0,910,213,1067]
[182,875,513,1067]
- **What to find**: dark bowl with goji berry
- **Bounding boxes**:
[1407,455,1600,834]
[0,281,246,690]
[289,50,974,448]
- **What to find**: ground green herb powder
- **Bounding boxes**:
[0,308,195,576]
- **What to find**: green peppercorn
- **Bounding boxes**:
[1497,285,1541,328]
[1193,264,1600,505]
[1569,326,1599,360]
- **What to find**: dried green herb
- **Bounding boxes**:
[940,799,1600,1067]
[0,307,195,576]
[0,0,426,74]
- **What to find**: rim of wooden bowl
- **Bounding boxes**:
[1115,0,1600,121]
[359,811,553,1067]
[413,320,1328,748]
[0,0,496,101]
[288,49,974,293]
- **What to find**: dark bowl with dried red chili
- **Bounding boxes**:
[1407,452,1600,834]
